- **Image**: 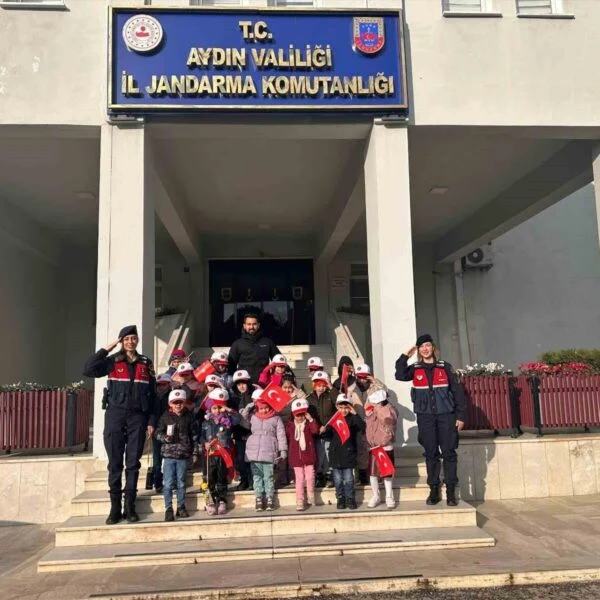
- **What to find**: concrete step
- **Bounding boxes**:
[74,478,430,516]
[55,502,478,547]
[38,525,494,572]
[84,463,428,493]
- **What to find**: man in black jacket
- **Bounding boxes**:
[228,314,280,383]
[83,325,156,525]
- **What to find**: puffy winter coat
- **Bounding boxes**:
[323,413,366,469]
[306,389,337,426]
[156,410,199,460]
[285,418,319,468]
[241,407,287,463]
[199,412,240,449]
[228,332,280,382]
[365,403,398,449]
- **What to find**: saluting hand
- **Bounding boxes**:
[406,346,418,358]
[104,339,121,352]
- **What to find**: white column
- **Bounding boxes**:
[364,123,417,445]
[92,123,154,460]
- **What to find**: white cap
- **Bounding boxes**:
[355,364,372,378]
[211,351,229,364]
[157,374,172,384]
[207,388,229,402]
[291,398,309,415]
[271,354,287,366]
[311,370,331,383]
[307,356,324,369]
[336,394,352,406]
[205,374,223,386]
[251,388,264,401]
[368,389,387,405]
[176,362,194,375]
[233,369,251,383]
[168,389,187,403]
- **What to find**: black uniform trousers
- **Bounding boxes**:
[103,406,148,497]
[207,455,229,504]
[416,412,459,486]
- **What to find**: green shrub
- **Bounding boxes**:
[540,349,600,373]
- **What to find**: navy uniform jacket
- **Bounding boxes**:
[84,349,157,425]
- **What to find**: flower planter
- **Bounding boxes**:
[0,389,93,452]
[520,374,600,433]
[460,375,518,434]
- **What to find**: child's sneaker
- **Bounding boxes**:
[367,494,381,508]
[265,497,275,511]
[385,496,396,509]
[206,502,217,516]
[217,501,227,515]
[296,500,305,512]
[176,505,189,518]
[255,497,264,512]
[346,497,358,510]
[165,507,174,522]
[336,498,346,510]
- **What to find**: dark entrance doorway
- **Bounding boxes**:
[209,259,315,347]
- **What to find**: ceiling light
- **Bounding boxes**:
[429,186,449,195]
[75,191,96,201]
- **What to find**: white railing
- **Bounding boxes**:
[327,310,365,366]
[154,311,193,370]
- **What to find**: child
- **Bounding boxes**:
[365,389,398,509]
[321,394,365,510]
[306,370,337,488]
[301,356,324,394]
[241,389,287,512]
[165,348,187,376]
[172,362,201,412]
[229,369,253,491]
[199,388,240,516]
[258,354,292,388]
[210,351,233,390]
[285,398,319,511]
[155,389,199,521]
[152,373,172,493]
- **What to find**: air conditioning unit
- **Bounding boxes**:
[463,244,494,269]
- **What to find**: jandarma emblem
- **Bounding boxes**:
[353,17,385,55]
[122,15,163,53]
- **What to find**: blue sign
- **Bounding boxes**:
[109,7,407,112]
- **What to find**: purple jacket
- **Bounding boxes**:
[242,409,287,463]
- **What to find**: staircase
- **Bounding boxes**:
[196,344,339,389]
[38,452,494,573]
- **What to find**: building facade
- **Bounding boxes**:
[1,0,600,456]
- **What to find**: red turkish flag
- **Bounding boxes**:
[262,382,293,413]
[208,439,234,469]
[371,446,395,478]
[327,410,350,444]
[340,364,350,394]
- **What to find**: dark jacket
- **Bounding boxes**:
[323,413,365,469]
[229,389,253,439]
[285,418,319,467]
[394,354,467,422]
[306,389,337,426]
[228,331,280,382]
[332,355,356,392]
[199,412,240,449]
[155,410,199,460]
[83,349,157,424]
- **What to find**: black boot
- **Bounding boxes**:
[123,493,140,523]
[346,496,357,510]
[358,469,369,486]
[236,478,249,492]
[446,485,458,507]
[154,472,164,494]
[105,494,122,525]
[315,473,325,488]
[426,484,441,506]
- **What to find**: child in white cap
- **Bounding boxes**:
[155,389,200,521]
[285,398,319,511]
[210,351,233,390]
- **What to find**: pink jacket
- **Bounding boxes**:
[365,403,398,448]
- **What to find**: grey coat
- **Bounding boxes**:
[241,407,287,463]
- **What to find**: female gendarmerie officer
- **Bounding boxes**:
[395,334,466,507]
[83,325,156,525]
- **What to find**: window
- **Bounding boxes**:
[350,264,370,313]
[516,0,563,15]
[443,0,497,13]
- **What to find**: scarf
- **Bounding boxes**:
[206,411,233,429]
[294,419,307,451]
